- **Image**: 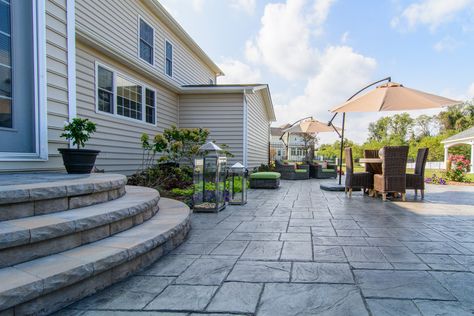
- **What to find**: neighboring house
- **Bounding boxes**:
[0,0,275,174]
[270,124,307,161]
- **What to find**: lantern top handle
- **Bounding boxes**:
[231,162,245,169]
[199,141,223,153]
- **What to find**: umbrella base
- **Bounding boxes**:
[320,183,361,192]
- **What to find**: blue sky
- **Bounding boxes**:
[160,0,474,143]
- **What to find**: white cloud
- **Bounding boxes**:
[468,82,474,98]
[340,31,349,44]
[192,0,205,12]
[230,0,256,15]
[245,0,336,80]
[434,36,461,52]
[274,46,377,140]
[391,0,474,31]
[217,59,262,84]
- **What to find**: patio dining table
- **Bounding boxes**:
[359,157,383,174]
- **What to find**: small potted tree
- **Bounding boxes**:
[58,118,99,174]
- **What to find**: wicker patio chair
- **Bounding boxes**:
[373,146,409,201]
[406,148,429,199]
[364,149,380,173]
[345,147,373,197]
[275,160,309,180]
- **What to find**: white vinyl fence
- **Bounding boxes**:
[407,161,445,170]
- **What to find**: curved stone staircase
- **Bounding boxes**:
[0,174,191,315]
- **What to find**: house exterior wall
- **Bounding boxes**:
[75,42,179,175]
[178,94,244,165]
[270,133,306,161]
[246,90,270,169]
[75,0,216,87]
[0,0,70,172]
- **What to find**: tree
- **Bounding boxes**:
[438,102,474,133]
[388,113,414,143]
[414,115,434,138]
[368,117,390,142]
[300,133,318,161]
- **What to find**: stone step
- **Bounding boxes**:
[0,173,127,221]
[0,186,160,268]
[0,197,191,316]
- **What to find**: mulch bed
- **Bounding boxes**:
[446,181,474,186]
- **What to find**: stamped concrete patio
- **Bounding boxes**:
[61,179,474,316]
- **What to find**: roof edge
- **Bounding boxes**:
[143,0,224,76]
[179,84,276,122]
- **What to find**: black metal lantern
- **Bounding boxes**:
[229,162,247,205]
[193,142,227,213]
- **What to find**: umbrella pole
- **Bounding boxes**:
[338,112,346,185]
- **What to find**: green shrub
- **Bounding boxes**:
[61,118,96,149]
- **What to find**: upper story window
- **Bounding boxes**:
[139,18,154,65]
[96,63,156,125]
[165,41,173,77]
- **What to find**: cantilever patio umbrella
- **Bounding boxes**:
[327,78,462,187]
[284,118,340,134]
[282,118,341,160]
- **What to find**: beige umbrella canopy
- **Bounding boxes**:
[283,118,341,134]
[331,82,461,113]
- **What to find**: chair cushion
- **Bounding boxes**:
[322,168,335,173]
[250,172,281,180]
[295,169,307,173]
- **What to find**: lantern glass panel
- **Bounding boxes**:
[229,166,247,205]
[193,157,204,207]
[216,156,227,209]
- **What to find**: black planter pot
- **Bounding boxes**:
[58,148,100,174]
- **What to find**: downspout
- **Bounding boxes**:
[243,93,248,167]
[66,0,77,147]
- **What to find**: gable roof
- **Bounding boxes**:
[143,0,224,76]
[442,126,474,144]
[181,84,276,121]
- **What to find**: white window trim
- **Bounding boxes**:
[164,39,173,78]
[137,15,155,66]
[94,61,157,127]
[0,0,48,161]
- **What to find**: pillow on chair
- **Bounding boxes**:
[321,161,328,169]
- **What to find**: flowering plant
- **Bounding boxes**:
[445,155,471,183]
[425,174,446,185]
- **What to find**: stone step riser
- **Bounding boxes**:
[0,202,159,268]
[0,187,126,222]
[0,199,191,315]
[0,175,127,221]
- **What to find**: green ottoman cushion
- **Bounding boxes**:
[322,168,335,173]
[250,172,281,180]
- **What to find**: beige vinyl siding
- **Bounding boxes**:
[179,94,244,165]
[75,42,179,175]
[75,0,215,87]
[246,91,270,168]
[0,0,69,172]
